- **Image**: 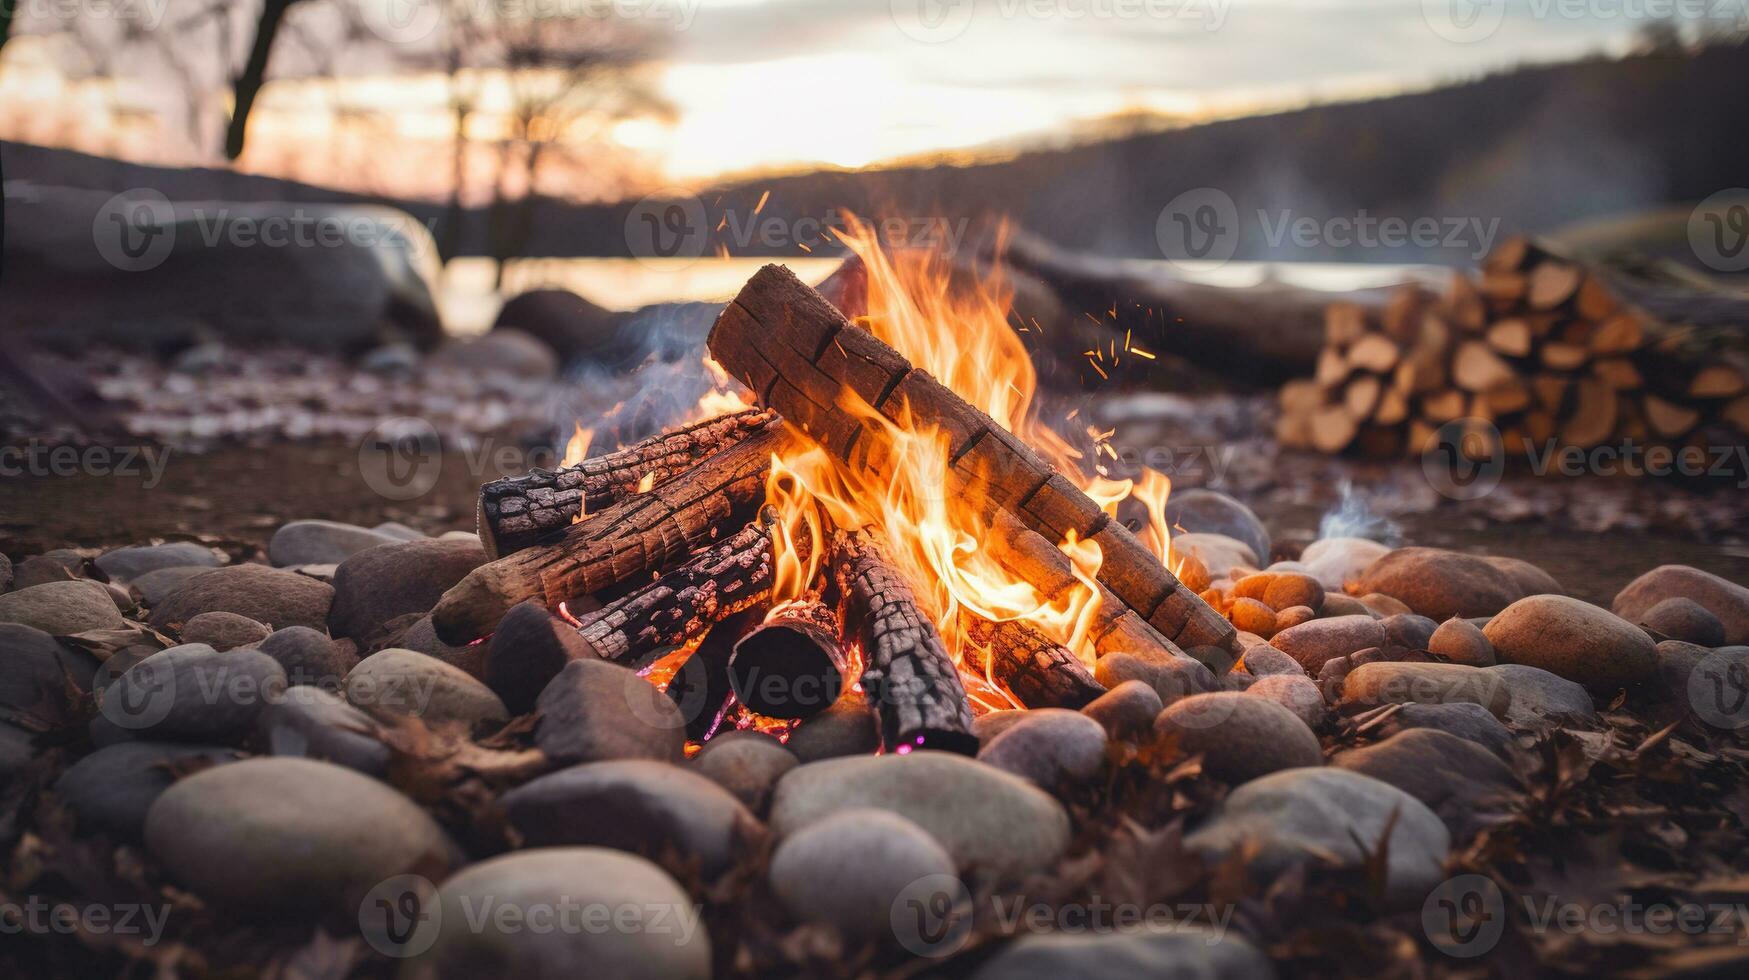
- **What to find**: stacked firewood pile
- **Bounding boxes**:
[1277,237,1749,461]
[447,265,1239,749]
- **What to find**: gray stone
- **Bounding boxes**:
[534,658,684,766]
[257,626,358,690]
[1429,617,1495,667]
[1245,673,1329,730]
[1081,680,1164,738]
[268,520,400,568]
[973,710,1028,743]
[485,600,590,714]
[1154,693,1323,784]
[1185,767,1450,906]
[1636,597,1727,648]
[780,692,881,763]
[969,925,1275,980]
[689,730,798,813]
[180,611,271,651]
[1,623,99,725]
[55,741,244,841]
[94,542,222,583]
[769,808,956,941]
[1094,651,1218,706]
[1340,662,1512,718]
[1333,729,1517,837]
[1299,537,1390,592]
[1170,533,1259,580]
[1485,594,1657,694]
[1382,614,1439,653]
[977,709,1109,787]
[391,615,485,677]
[1237,646,1306,677]
[1,723,32,776]
[1614,565,1749,646]
[145,758,453,913]
[503,761,758,877]
[1320,593,1378,619]
[131,566,213,608]
[104,644,286,742]
[344,648,508,731]
[327,539,486,644]
[1383,702,1514,758]
[1484,664,1599,729]
[1165,489,1271,566]
[257,687,391,776]
[1354,548,1525,620]
[0,580,126,635]
[769,752,1070,881]
[407,849,709,980]
[1269,615,1387,673]
[150,564,334,632]
[1356,593,1414,618]
[371,521,426,541]
[0,552,10,592]
[11,551,83,590]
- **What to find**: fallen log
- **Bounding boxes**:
[477,409,775,558]
[728,599,850,719]
[706,264,1239,668]
[961,614,1105,710]
[573,516,779,668]
[830,528,977,755]
[432,425,788,644]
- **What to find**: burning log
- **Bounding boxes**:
[431,425,788,644]
[573,516,780,668]
[477,409,775,558]
[728,599,850,719]
[666,608,763,741]
[960,614,1105,710]
[830,527,978,755]
[706,264,1239,667]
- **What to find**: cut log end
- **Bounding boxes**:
[728,601,848,720]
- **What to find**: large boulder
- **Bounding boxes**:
[1354,548,1526,620]
[1614,565,1749,646]
[144,758,454,913]
[326,539,486,644]
[6,185,442,352]
[1485,595,1657,694]
[769,752,1070,881]
[149,564,334,632]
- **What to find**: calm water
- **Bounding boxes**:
[436,257,1442,333]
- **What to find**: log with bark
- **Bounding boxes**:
[705,264,1239,668]
[477,409,776,558]
[830,527,978,755]
[728,599,850,719]
[573,516,780,668]
[960,614,1105,710]
[432,424,788,644]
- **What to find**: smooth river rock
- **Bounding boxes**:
[345,648,508,731]
[1613,564,1749,646]
[1354,548,1525,620]
[689,730,798,813]
[768,808,956,941]
[268,520,400,568]
[1332,729,1517,837]
[1299,537,1390,592]
[1340,662,1512,718]
[94,542,222,583]
[1269,615,1387,673]
[55,741,245,841]
[1154,692,1323,784]
[976,708,1109,787]
[534,659,684,766]
[104,644,287,741]
[1485,594,1657,694]
[150,564,334,632]
[1635,597,1727,648]
[969,925,1275,980]
[1164,489,1271,567]
[0,580,127,635]
[327,538,487,644]
[1484,664,1599,728]
[179,610,272,651]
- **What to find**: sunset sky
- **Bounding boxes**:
[0,0,1725,198]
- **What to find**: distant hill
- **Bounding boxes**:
[7,39,1747,267]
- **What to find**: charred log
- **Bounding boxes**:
[961,614,1106,710]
[728,599,849,719]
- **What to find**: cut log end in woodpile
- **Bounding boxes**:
[1279,235,1749,467]
[727,598,850,719]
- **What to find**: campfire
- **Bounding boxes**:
[450,219,1238,750]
